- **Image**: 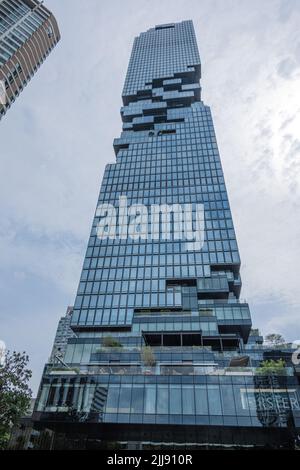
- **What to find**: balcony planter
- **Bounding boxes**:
[141,346,156,367]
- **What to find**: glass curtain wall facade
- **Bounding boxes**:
[34,21,300,450]
[0,0,60,120]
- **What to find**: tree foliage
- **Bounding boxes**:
[256,359,286,376]
[141,346,156,366]
[0,350,32,449]
[265,333,285,345]
[102,336,122,348]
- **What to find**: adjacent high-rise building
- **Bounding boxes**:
[49,307,75,363]
[0,0,60,120]
[34,21,300,449]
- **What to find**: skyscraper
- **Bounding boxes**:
[0,0,60,120]
[49,307,75,363]
[34,21,300,450]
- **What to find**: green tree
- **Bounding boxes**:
[0,351,32,449]
[250,328,260,336]
[265,333,285,346]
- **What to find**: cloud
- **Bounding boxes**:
[278,0,296,23]
[277,57,299,79]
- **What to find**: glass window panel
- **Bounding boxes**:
[73,344,84,363]
[221,384,236,415]
[234,385,250,416]
[131,386,144,414]
[118,385,132,413]
[64,344,75,363]
[157,385,168,414]
[207,384,222,415]
[82,343,92,362]
[169,385,182,414]
[195,385,208,414]
[182,385,195,415]
[144,385,156,414]
[106,385,119,413]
